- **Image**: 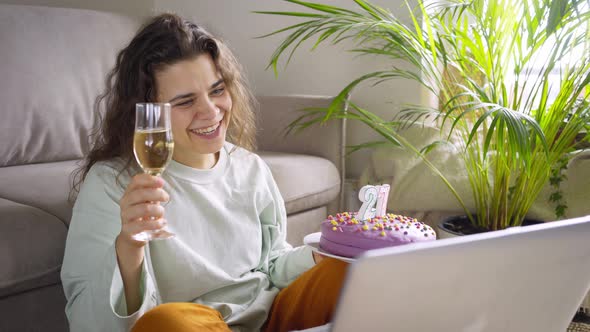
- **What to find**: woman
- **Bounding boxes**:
[60,13,347,332]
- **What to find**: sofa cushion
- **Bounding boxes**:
[258,151,340,215]
[0,198,67,298]
[0,4,139,167]
[0,160,79,225]
[256,95,344,176]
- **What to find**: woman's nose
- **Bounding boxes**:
[197,98,220,119]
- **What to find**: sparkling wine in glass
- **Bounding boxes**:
[132,103,174,241]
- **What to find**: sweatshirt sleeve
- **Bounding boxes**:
[60,164,159,332]
[258,163,316,289]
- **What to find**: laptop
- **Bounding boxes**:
[329,215,590,332]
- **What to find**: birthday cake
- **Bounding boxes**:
[319,184,436,258]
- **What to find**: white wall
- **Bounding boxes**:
[0,0,153,17]
[154,0,422,178]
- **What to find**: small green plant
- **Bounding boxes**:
[549,156,569,219]
[257,0,590,231]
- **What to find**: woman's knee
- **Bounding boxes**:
[314,258,349,284]
[131,303,230,332]
[318,257,348,271]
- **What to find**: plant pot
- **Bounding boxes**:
[437,215,544,239]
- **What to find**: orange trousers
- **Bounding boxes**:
[131,258,348,332]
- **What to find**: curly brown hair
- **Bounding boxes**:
[72,13,257,195]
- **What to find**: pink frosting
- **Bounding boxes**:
[319,212,436,258]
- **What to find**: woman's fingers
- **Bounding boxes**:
[121,187,169,208]
[120,174,169,210]
[124,173,164,193]
[121,202,165,224]
[118,174,170,246]
[125,218,168,234]
[312,251,326,264]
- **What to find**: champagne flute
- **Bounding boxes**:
[132,103,175,241]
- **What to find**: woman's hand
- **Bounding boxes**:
[115,173,169,314]
[312,251,326,264]
[118,173,170,248]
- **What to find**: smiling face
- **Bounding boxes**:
[155,54,232,169]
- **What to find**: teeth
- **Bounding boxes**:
[191,122,219,135]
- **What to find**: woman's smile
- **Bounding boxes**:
[188,118,223,139]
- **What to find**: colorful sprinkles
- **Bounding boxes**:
[324,212,436,240]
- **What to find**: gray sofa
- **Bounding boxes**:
[0,5,343,332]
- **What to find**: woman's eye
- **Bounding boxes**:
[211,88,225,96]
[176,100,193,107]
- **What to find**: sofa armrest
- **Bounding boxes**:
[256,95,346,212]
[256,94,346,178]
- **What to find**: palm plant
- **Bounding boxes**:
[256,0,590,231]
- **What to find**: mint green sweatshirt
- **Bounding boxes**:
[61,143,315,332]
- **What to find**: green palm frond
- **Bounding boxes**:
[346,141,392,155]
[257,0,590,229]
